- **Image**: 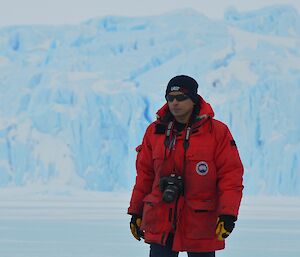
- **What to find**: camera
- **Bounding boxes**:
[159,174,184,203]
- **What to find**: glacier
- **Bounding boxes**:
[0,5,299,194]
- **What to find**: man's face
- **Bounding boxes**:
[167,92,195,123]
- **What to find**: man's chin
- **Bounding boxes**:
[171,110,182,115]
[173,113,184,120]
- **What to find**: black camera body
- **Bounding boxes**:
[159,174,184,203]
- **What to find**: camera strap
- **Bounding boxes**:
[164,121,174,153]
[183,126,191,150]
[182,125,191,176]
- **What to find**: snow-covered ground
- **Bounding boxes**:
[0,191,299,257]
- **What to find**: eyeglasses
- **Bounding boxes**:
[166,94,189,102]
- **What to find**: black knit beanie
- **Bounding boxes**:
[165,75,199,104]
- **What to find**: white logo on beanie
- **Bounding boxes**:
[170,86,180,91]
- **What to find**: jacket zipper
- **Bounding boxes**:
[172,198,179,230]
[168,208,173,222]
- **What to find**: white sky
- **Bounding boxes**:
[0,0,300,27]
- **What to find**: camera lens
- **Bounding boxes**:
[162,187,177,203]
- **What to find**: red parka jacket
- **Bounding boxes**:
[128,96,244,252]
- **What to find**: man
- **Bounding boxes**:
[128,75,244,257]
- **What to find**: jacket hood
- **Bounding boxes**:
[156,95,214,122]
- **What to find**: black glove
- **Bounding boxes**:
[130,214,144,241]
[216,215,236,240]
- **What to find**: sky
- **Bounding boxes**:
[0,0,300,27]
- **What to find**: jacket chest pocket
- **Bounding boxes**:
[152,145,173,177]
[184,148,217,196]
